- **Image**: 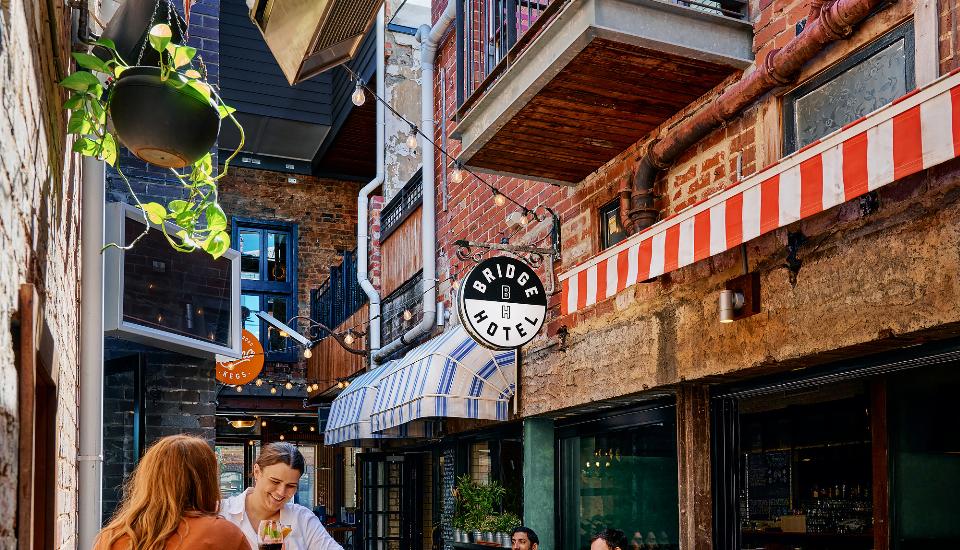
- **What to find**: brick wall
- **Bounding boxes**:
[940,0,960,73]
[0,1,83,548]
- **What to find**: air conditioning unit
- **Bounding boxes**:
[249,0,383,85]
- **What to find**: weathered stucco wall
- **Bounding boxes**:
[0,1,82,548]
[384,26,423,201]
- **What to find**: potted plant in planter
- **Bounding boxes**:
[61,6,241,259]
[496,513,521,547]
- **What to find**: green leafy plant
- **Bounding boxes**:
[496,512,521,533]
[454,474,507,533]
[61,23,243,259]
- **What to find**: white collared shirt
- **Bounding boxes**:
[220,489,345,550]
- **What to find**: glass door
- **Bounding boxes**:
[358,453,423,550]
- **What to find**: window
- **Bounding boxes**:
[233,219,298,361]
[783,22,915,154]
[600,200,627,250]
[559,406,679,550]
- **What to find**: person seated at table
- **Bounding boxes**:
[221,441,343,550]
[510,526,539,550]
[591,528,629,550]
[94,434,250,550]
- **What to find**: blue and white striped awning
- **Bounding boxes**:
[368,324,517,434]
[324,361,428,446]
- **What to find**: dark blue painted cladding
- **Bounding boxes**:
[218,0,333,125]
[107,0,221,203]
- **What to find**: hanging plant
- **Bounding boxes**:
[61,16,243,259]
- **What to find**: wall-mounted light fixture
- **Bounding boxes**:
[230,419,257,429]
[719,272,761,323]
[719,290,745,323]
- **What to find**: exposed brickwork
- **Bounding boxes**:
[0,1,82,548]
[940,0,960,73]
[217,167,361,323]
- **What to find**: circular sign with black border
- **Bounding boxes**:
[458,256,547,350]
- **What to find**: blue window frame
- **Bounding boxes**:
[232,218,298,362]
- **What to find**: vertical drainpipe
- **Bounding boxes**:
[372,1,456,364]
[78,156,105,548]
[358,7,386,362]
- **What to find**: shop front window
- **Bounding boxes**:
[560,407,679,550]
[216,444,246,499]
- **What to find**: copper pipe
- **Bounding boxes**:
[626,0,888,233]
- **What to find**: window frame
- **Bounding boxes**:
[782,21,916,155]
[599,199,628,250]
[232,217,299,362]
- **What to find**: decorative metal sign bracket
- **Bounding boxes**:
[454,208,562,295]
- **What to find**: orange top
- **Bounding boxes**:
[95,515,252,550]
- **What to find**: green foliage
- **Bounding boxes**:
[453,474,513,533]
[59,25,244,259]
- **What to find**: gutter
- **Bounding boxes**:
[624,0,889,232]
[372,0,456,363]
[358,7,386,358]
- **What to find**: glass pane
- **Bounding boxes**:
[216,445,246,499]
[792,38,907,151]
[295,445,317,510]
[602,204,626,249]
[265,296,289,351]
[267,232,289,282]
[891,365,960,547]
[241,294,261,337]
[562,419,679,550]
[471,442,492,484]
[240,230,261,281]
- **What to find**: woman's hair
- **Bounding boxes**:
[592,529,629,550]
[256,441,306,474]
[96,434,221,550]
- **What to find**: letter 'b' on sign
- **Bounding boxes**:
[458,256,547,350]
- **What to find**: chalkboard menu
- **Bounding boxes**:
[746,450,792,520]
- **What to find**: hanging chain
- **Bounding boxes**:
[134,0,162,66]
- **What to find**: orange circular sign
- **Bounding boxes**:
[216,330,265,385]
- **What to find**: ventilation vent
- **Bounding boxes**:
[250,0,383,85]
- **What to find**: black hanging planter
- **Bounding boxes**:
[94,0,186,67]
[109,67,220,169]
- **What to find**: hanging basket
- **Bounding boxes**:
[94,0,186,68]
[109,67,220,169]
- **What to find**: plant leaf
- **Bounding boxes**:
[72,137,99,156]
[195,153,213,176]
[205,204,227,232]
[204,231,230,259]
[88,98,106,124]
[184,69,202,79]
[188,80,212,101]
[59,71,101,92]
[172,45,197,69]
[93,38,117,50]
[114,65,127,78]
[101,134,118,166]
[71,52,112,74]
[141,202,168,225]
[148,24,173,53]
[67,111,93,135]
[64,93,85,110]
[217,104,237,120]
[169,200,190,213]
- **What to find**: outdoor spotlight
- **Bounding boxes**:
[719,289,745,323]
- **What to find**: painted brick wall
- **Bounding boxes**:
[0,1,82,548]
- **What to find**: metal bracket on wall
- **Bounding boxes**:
[453,208,562,295]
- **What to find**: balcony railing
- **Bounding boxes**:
[310,249,367,337]
[455,0,748,110]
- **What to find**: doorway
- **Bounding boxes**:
[358,453,423,550]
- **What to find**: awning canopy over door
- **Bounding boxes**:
[368,324,517,434]
[560,70,960,315]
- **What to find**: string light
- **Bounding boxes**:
[351,80,366,106]
[279,330,288,338]
[450,163,464,183]
[285,381,294,390]
[303,348,313,359]
[270,387,278,395]
[292,425,298,432]
[261,420,267,427]
[519,210,530,226]
[235,385,243,393]
[310,426,316,432]
[255,379,263,387]
[403,309,413,321]
[279,434,285,441]
[344,331,355,346]
[337,381,346,389]
[249,440,255,446]
[493,190,506,207]
[406,126,419,150]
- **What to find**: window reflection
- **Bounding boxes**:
[240,231,261,280]
[265,296,289,351]
[241,294,261,335]
[268,232,288,282]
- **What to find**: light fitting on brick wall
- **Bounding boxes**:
[719,290,744,323]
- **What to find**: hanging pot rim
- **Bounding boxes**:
[114,65,219,110]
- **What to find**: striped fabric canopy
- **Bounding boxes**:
[324,361,429,446]
[560,69,960,316]
[368,324,517,434]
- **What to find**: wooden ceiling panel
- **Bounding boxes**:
[468,37,741,183]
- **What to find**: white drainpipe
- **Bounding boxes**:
[372,1,455,364]
[358,7,386,359]
[78,155,105,549]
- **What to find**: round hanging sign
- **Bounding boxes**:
[216,329,265,385]
[458,256,547,350]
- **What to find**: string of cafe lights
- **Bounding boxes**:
[343,66,549,226]
[221,415,320,443]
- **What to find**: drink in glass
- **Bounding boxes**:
[258,519,285,550]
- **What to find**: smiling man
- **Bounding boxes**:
[511,527,540,550]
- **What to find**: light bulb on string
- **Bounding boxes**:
[293,425,298,432]
[451,164,464,183]
[303,347,313,359]
[403,309,413,321]
[255,379,263,387]
[493,190,506,207]
[406,127,419,150]
[344,331,355,346]
[279,330,288,338]
[337,381,345,389]
[519,210,530,226]
[310,426,316,432]
[249,440,255,446]
[351,81,366,106]
[261,420,267,427]
[285,381,294,390]
[270,387,278,395]
[279,434,285,441]
[235,385,243,393]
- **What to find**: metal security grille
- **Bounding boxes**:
[310,249,367,335]
[380,169,423,240]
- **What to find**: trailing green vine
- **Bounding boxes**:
[60,23,243,259]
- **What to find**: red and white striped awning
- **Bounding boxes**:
[560,70,960,316]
